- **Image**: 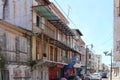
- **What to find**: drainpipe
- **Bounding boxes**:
[3,0,8,19]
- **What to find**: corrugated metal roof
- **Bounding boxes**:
[33,5,59,20]
[33,5,75,36]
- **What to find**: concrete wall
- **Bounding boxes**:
[0,20,32,80]
[4,0,32,31]
[7,65,31,80]
[114,0,120,61]
[32,66,48,80]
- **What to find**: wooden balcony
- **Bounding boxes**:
[33,5,74,36]
[33,23,56,40]
[57,56,71,64]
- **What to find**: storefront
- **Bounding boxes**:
[63,56,77,78]
[64,68,75,78]
[32,60,51,80]
[74,63,82,76]
[7,65,31,80]
[48,64,64,80]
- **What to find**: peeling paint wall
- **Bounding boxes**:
[0,0,4,19]
[0,22,31,62]
[114,0,120,61]
[4,0,32,31]
[7,65,31,80]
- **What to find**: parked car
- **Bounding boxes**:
[100,72,107,78]
[60,77,67,80]
[67,75,82,80]
[84,74,92,80]
[78,74,85,80]
[91,73,102,80]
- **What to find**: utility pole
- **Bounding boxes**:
[85,45,88,74]
[110,50,112,80]
[103,50,112,80]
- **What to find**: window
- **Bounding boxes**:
[50,46,53,61]
[1,70,9,80]
[19,37,27,53]
[41,71,43,80]
[116,40,120,51]
[36,40,41,60]
[36,15,45,29]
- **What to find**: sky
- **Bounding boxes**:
[50,0,113,65]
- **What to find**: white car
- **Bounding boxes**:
[91,73,102,80]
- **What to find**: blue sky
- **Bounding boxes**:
[50,0,113,65]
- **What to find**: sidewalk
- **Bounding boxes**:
[112,76,120,80]
[108,73,120,80]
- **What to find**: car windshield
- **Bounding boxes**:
[86,74,90,76]
[93,73,100,76]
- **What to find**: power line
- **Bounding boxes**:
[53,0,90,42]
[53,0,83,29]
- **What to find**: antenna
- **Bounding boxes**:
[67,5,71,18]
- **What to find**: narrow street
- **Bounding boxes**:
[102,78,108,80]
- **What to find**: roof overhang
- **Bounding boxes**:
[0,20,32,35]
[44,0,51,4]
[76,29,83,36]
[33,5,74,36]
[36,59,68,67]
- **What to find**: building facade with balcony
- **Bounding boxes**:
[32,1,78,80]
[0,0,86,80]
[94,54,102,72]
[0,20,32,80]
[72,29,86,75]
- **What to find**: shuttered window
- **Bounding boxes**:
[116,0,120,16]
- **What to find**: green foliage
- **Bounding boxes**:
[29,60,37,68]
[0,54,5,70]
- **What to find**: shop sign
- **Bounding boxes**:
[56,64,64,68]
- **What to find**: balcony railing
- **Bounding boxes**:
[33,23,56,40]
[33,22,86,55]
[33,23,74,49]
[1,50,30,63]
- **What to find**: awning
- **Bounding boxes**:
[74,63,81,68]
[33,5,74,36]
[64,57,77,69]
[33,6,59,20]
[36,59,67,67]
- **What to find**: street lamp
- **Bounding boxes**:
[85,44,93,74]
[103,50,112,80]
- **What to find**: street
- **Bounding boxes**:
[102,78,108,80]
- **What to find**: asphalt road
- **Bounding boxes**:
[102,78,108,80]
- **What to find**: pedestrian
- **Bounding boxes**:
[75,76,82,80]
[60,77,67,80]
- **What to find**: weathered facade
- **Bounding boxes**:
[114,0,120,77]
[0,0,87,80]
[0,20,32,80]
[72,29,86,75]
[32,1,78,79]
